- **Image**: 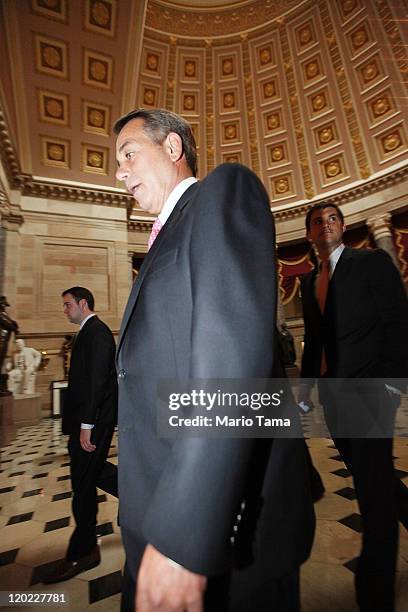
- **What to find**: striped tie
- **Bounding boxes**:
[148,218,163,251]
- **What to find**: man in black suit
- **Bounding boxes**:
[114,108,315,611]
[299,202,408,612]
[44,286,118,583]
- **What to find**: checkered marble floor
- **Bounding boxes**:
[0,419,121,610]
[1,419,408,611]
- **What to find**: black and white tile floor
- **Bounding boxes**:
[0,419,122,610]
[0,419,407,611]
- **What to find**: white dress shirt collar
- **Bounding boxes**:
[321,243,345,276]
[158,177,198,226]
[79,312,96,330]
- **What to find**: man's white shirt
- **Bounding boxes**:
[158,177,198,226]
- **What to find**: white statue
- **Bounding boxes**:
[6,359,23,394]
[7,339,42,395]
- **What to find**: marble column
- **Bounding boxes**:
[367,212,400,269]
[128,251,135,284]
[0,189,23,300]
[276,290,286,329]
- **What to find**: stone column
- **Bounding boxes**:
[128,251,135,284]
[276,290,286,329]
[0,189,23,300]
[367,212,399,269]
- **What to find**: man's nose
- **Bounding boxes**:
[116,165,128,182]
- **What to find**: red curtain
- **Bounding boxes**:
[392,211,408,285]
[277,243,314,305]
[277,225,373,305]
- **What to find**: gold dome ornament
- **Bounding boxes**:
[383,133,401,152]
[45,99,62,119]
[43,45,61,69]
[48,144,64,161]
[325,161,340,177]
[275,178,289,193]
[91,1,110,27]
[90,60,107,81]
[319,127,333,144]
[88,152,103,168]
[271,147,284,162]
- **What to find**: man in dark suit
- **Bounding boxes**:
[44,286,118,583]
[299,202,408,612]
[114,108,315,611]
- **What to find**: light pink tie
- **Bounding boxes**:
[148,218,163,250]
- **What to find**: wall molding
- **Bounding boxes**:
[273,165,408,222]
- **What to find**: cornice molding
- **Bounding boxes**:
[146,0,303,38]
[19,175,132,209]
[0,106,21,188]
[128,220,153,232]
[273,165,408,222]
[0,188,23,226]
[0,102,133,210]
[2,87,407,224]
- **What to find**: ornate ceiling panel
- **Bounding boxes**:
[1,0,131,188]
[0,0,407,213]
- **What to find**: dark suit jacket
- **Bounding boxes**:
[63,315,118,435]
[301,246,408,384]
[117,164,314,590]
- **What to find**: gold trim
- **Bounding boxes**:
[82,100,111,136]
[83,48,113,90]
[81,143,109,175]
[41,136,70,169]
[31,0,68,23]
[38,89,69,127]
[146,0,302,38]
[34,33,68,79]
[318,0,371,179]
[376,0,408,92]
[279,20,313,199]
[4,3,32,173]
[84,0,117,38]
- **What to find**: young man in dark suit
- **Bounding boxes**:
[299,203,408,612]
[114,109,315,611]
[44,286,118,583]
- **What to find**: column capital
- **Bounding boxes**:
[367,212,392,241]
[0,190,23,228]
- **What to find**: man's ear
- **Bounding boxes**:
[165,132,183,162]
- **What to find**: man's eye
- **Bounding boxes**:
[125,151,134,160]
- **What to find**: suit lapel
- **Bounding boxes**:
[117,182,199,356]
[305,268,322,319]
[71,315,97,353]
[327,247,353,299]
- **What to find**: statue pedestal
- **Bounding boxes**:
[13,393,42,427]
[286,365,300,378]
[0,393,16,446]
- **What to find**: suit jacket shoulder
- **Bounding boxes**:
[63,315,117,434]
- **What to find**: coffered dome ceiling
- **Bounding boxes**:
[0,0,407,216]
